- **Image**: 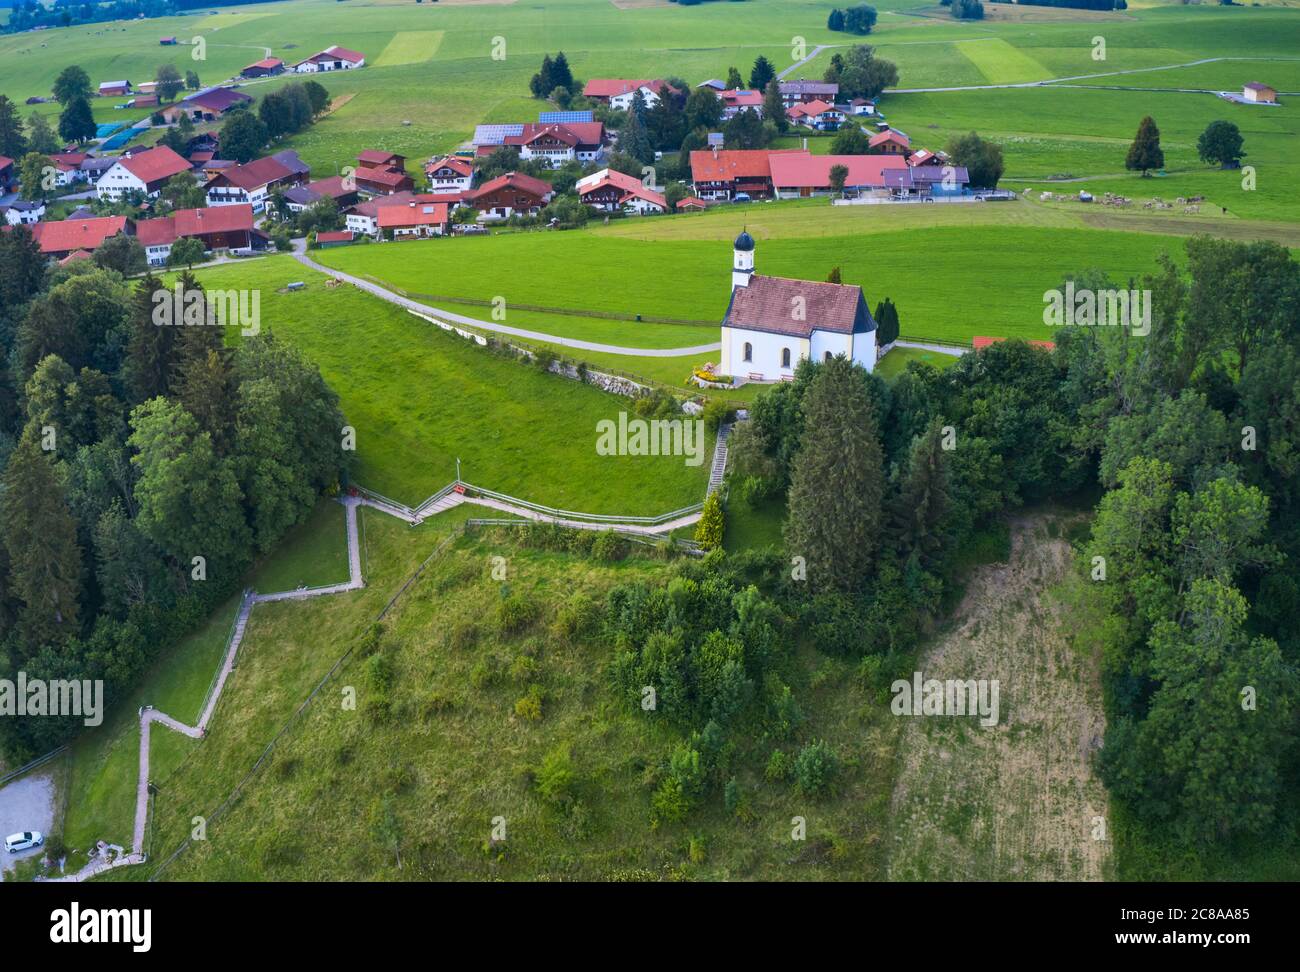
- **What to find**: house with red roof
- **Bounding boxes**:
[96,146,191,201]
[506,122,607,169]
[283,175,360,214]
[869,129,911,156]
[689,146,804,201]
[46,151,89,187]
[470,172,554,219]
[575,168,667,215]
[785,99,844,131]
[351,151,413,195]
[676,196,709,212]
[241,58,285,79]
[135,204,258,265]
[292,46,365,73]
[29,215,130,259]
[581,79,677,110]
[205,152,308,213]
[718,89,764,120]
[425,156,475,195]
[316,230,354,247]
[159,86,253,125]
[720,230,877,381]
[377,197,452,239]
[768,152,909,199]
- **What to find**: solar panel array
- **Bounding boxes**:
[472,124,525,145]
[538,110,594,124]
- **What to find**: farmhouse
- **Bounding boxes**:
[768,152,909,198]
[28,215,130,259]
[283,175,359,213]
[676,196,709,212]
[241,58,285,79]
[1242,81,1277,104]
[47,151,89,187]
[888,164,970,198]
[425,155,474,194]
[205,151,309,213]
[505,122,607,168]
[870,129,910,156]
[135,204,258,266]
[292,46,365,73]
[471,171,553,219]
[582,79,676,109]
[377,198,452,239]
[160,86,253,124]
[718,89,764,120]
[3,200,45,225]
[96,145,191,201]
[720,232,877,381]
[344,191,416,236]
[575,168,667,214]
[97,80,132,97]
[779,79,838,108]
[689,147,801,201]
[785,99,844,131]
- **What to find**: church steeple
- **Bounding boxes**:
[732,229,755,290]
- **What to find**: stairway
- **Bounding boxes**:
[707,423,733,496]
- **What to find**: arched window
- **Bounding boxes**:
[824,351,833,362]
[743,342,753,362]
[781,347,791,368]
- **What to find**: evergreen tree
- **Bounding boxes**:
[874,297,900,345]
[826,266,842,284]
[828,8,846,31]
[124,274,180,405]
[749,56,776,92]
[1125,115,1164,175]
[763,79,787,133]
[783,358,885,593]
[551,52,574,92]
[620,102,655,164]
[725,67,744,90]
[529,55,555,98]
[185,70,202,91]
[887,420,952,563]
[0,95,27,160]
[0,224,45,309]
[0,432,84,649]
[684,87,723,132]
[58,96,96,145]
[175,347,235,456]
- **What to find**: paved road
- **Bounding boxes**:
[0,773,55,874]
[292,246,721,358]
[779,44,835,81]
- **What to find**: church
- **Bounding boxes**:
[719,231,877,381]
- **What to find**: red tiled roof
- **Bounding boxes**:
[304,45,364,65]
[316,230,354,243]
[869,129,910,148]
[689,148,802,183]
[503,122,606,149]
[676,196,709,210]
[216,156,294,191]
[473,171,552,199]
[0,155,13,171]
[347,191,417,218]
[377,200,450,229]
[30,215,129,255]
[789,99,837,117]
[60,249,94,265]
[355,166,412,188]
[425,155,473,177]
[307,175,354,198]
[768,152,908,190]
[117,146,191,186]
[181,87,252,113]
[720,89,764,108]
[724,275,870,339]
[245,58,283,71]
[359,149,403,166]
[134,216,177,246]
[174,204,253,236]
[581,78,672,99]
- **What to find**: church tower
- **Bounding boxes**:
[732,229,755,290]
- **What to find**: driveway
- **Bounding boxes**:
[0,771,56,875]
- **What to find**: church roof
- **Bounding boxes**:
[723,274,875,339]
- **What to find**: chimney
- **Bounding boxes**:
[712,144,718,160]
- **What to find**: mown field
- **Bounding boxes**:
[183,256,713,514]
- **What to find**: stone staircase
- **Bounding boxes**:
[708,422,733,496]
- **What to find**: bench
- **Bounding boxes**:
[747,372,764,381]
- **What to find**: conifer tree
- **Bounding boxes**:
[887,420,952,563]
[1125,115,1164,176]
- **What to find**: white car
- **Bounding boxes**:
[4,831,43,853]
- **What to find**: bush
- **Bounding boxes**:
[552,592,599,638]
[514,684,544,721]
[694,492,724,550]
[651,776,691,825]
[591,530,627,562]
[701,398,734,434]
[535,745,576,803]
[365,653,392,694]
[765,748,792,782]
[497,592,540,634]
[448,619,479,650]
[470,656,503,689]
[793,740,840,796]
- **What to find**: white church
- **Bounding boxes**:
[719,231,877,380]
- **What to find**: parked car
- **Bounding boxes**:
[733,193,752,203]
[4,831,43,853]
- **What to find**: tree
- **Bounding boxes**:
[874,297,900,345]
[887,419,952,562]
[302,79,330,117]
[1196,119,1245,168]
[831,126,870,155]
[18,152,53,201]
[834,45,898,100]
[843,4,879,34]
[0,432,84,649]
[1126,115,1164,176]
[695,492,724,550]
[160,171,207,212]
[551,52,575,93]
[155,63,183,102]
[93,233,147,277]
[58,96,96,145]
[220,110,268,163]
[749,56,776,92]
[784,357,885,593]
[185,70,202,91]
[620,102,655,164]
[646,93,688,151]
[167,237,207,268]
[0,224,45,310]
[828,8,846,31]
[52,65,92,106]
[826,266,842,284]
[763,79,787,133]
[123,274,180,404]
[25,112,59,155]
[684,87,723,132]
[529,54,554,98]
[725,67,744,90]
[951,0,984,19]
[0,95,27,160]
[829,163,849,196]
[722,108,767,150]
[947,131,1004,188]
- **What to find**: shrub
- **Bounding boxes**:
[470,656,503,689]
[694,492,724,550]
[591,530,627,562]
[448,620,479,650]
[365,653,392,694]
[552,592,599,638]
[765,748,791,782]
[421,692,456,720]
[508,653,538,683]
[497,592,540,634]
[793,740,840,796]
[688,835,708,864]
[651,776,691,825]
[701,399,734,434]
[514,684,544,721]
[535,745,576,803]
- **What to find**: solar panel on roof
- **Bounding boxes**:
[472,124,525,145]
[538,110,594,124]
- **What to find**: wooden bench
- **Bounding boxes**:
[747,372,764,381]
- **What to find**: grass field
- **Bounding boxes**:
[185,256,712,514]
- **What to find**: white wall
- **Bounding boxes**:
[723,326,808,379]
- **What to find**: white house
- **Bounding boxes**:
[292,46,365,73]
[2,200,44,225]
[719,232,876,381]
[95,145,191,201]
[425,155,474,194]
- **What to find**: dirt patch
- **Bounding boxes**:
[886,513,1110,881]
[319,92,357,119]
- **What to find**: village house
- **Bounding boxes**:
[344,191,417,237]
[205,151,309,213]
[28,215,130,260]
[785,99,844,131]
[689,146,801,201]
[471,171,553,219]
[676,196,709,212]
[96,145,192,201]
[779,79,838,108]
[97,80,132,97]
[884,164,970,199]
[131,95,159,110]
[377,197,452,239]
[159,87,253,124]
[424,155,475,195]
[135,204,258,266]
[241,58,285,79]
[283,175,360,214]
[2,200,45,225]
[768,152,909,199]
[906,148,948,168]
[353,150,414,194]
[1242,81,1278,104]
[717,89,764,120]
[47,151,90,187]
[292,46,365,73]
[506,122,607,168]
[575,168,667,214]
[582,79,676,109]
[720,231,877,381]
[870,129,911,156]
